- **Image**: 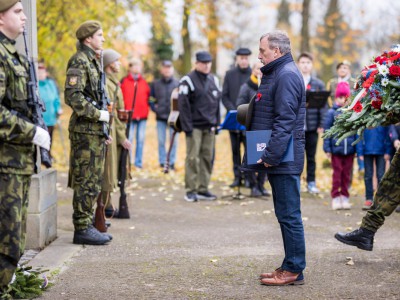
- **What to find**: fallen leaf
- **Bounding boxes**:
[210,259,218,263]
[164,197,173,201]
[240,202,248,206]
[345,227,353,231]
[262,210,272,214]
[346,257,354,266]
[129,226,135,230]
[345,213,352,217]
[302,217,309,221]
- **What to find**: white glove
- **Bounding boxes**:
[32,127,51,151]
[99,110,110,123]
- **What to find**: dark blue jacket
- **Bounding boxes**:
[356,126,392,156]
[389,124,400,143]
[323,103,357,155]
[243,53,306,174]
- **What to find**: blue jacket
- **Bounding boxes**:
[356,126,392,156]
[323,103,357,155]
[243,53,306,174]
[39,78,60,127]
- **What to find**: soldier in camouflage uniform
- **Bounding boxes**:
[335,147,400,251]
[65,20,112,245]
[100,49,131,218]
[0,0,51,294]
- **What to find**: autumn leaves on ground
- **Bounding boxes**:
[51,105,366,204]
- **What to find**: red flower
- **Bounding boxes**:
[306,84,311,90]
[374,56,388,64]
[389,65,400,76]
[353,101,363,113]
[371,99,383,110]
[257,93,262,100]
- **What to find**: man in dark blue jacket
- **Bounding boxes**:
[244,31,306,286]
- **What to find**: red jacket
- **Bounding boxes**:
[120,73,150,120]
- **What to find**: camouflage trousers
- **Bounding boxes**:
[0,173,31,289]
[361,148,400,232]
[68,133,105,231]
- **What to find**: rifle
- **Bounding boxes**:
[22,28,52,171]
[117,74,139,219]
[94,51,111,232]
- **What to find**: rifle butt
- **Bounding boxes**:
[94,194,107,232]
[118,194,130,219]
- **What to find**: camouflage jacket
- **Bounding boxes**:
[64,43,103,136]
[0,31,36,175]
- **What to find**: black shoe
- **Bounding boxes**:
[105,208,119,218]
[184,192,198,202]
[73,225,110,245]
[250,187,262,197]
[334,228,374,251]
[258,183,271,196]
[197,191,217,201]
[229,178,241,188]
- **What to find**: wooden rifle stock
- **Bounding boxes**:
[94,192,107,232]
[117,76,138,219]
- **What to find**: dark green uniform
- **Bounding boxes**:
[0,32,36,289]
[361,147,400,232]
[65,43,106,231]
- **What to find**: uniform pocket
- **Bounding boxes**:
[8,63,28,101]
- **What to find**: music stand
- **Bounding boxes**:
[219,110,247,200]
[306,91,330,109]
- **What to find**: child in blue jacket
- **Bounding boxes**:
[323,82,356,210]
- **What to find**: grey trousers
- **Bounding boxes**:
[185,128,215,193]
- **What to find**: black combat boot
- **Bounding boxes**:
[258,182,271,197]
[334,228,374,251]
[73,225,110,245]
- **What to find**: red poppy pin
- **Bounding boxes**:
[306,84,311,90]
[256,93,262,101]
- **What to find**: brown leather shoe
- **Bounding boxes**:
[259,267,282,279]
[260,270,304,286]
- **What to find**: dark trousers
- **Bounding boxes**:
[364,155,386,200]
[305,131,318,183]
[268,173,306,273]
[362,149,400,232]
[229,131,246,179]
[331,154,354,198]
[248,172,266,188]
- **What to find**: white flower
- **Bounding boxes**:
[378,64,389,76]
[381,78,389,87]
[23,270,31,276]
[391,44,400,52]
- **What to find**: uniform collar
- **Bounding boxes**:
[79,43,98,63]
[0,31,17,54]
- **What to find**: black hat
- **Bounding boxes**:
[196,51,212,62]
[235,48,252,56]
[161,60,173,67]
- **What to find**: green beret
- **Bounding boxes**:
[0,0,19,13]
[76,20,102,40]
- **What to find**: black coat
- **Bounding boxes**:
[150,77,179,121]
[222,66,252,111]
[305,76,326,131]
[243,53,306,175]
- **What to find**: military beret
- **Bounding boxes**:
[196,51,212,63]
[76,20,102,40]
[235,48,252,56]
[0,0,19,13]
[103,49,121,68]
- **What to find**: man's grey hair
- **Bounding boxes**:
[259,31,291,55]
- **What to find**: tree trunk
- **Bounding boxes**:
[300,0,311,53]
[180,0,192,75]
[206,0,218,74]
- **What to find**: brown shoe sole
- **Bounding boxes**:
[260,279,305,286]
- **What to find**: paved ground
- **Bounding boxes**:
[31,171,400,300]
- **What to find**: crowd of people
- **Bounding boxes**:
[2,0,400,293]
